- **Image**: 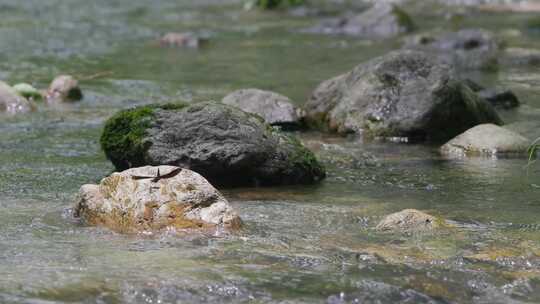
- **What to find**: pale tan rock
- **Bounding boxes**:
[159,32,201,48]
[74,165,241,234]
[0,81,34,114]
[440,124,530,158]
[46,75,82,103]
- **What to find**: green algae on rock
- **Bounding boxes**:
[12,83,42,101]
[74,165,242,234]
[101,102,325,187]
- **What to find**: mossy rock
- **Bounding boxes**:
[12,83,42,100]
[101,101,325,187]
[101,103,187,170]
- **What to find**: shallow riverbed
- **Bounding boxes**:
[1,0,540,303]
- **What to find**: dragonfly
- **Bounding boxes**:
[131,167,183,183]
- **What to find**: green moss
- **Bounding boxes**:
[279,132,325,179]
[392,5,416,32]
[12,83,42,100]
[100,102,188,170]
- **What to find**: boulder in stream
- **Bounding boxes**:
[100,102,325,187]
[0,81,35,114]
[477,87,520,110]
[45,75,83,103]
[440,124,530,158]
[304,50,502,141]
[464,79,520,109]
[306,3,415,39]
[403,29,501,70]
[501,47,540,66]
[74,165,241,233]
[222,88,304,129]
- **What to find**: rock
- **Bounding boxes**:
[245,0,306,10]
[376,209,440,232]
[45,75,83,103]
[12,83,42,101]
[0,81,34,114]
[74,165,241,233]
[501,47,540,66]
[440,124,530,158]
[159,32,202,48]
[477,87,520,109]
[304,50,503,141]
[100,102,325,187]
[463,80,520,109]
[404,29,500,70]
[222,88,304,128]
[306,3,415,39]
[479,3,540,13]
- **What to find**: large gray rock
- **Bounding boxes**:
[440,124,530,158]
[222,88,304,128]
[101,102,326,187]
[376,209,440,232]
[0,81,34,114]
[404,29,500,70]
[74,165,241,234]
[304,50,503,141]
[306,3,415,39]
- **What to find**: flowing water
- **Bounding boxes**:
[1,0,540,303]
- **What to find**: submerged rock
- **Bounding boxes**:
[464,79,520,109]
[45,75,83,103]
[501,47,540,66]
[100,102,325,187]
[477,87,520,109]
[479,3,540,13]
[222,88,304,128]
[74,165,241,233]
[304,50,502,141]
[0,81,34,114]
[306,3,415,39]
[159,32,202,48]
[376,209,440,232]
[12,83,42,101]
[440,124,530,158]
[404,29,500,70]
